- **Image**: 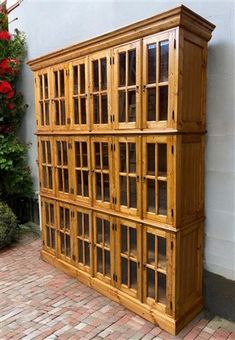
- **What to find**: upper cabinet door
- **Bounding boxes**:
[35,69,52,131]
[113,41,141,130]
[51,64,70,131]
[89,50,111,130]
[38,136,55,196]
[143,30,176,130]
[70,57,89,131]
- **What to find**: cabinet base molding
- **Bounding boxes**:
[41,249,203,335]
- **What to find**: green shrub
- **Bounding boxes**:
[0,201,18,249]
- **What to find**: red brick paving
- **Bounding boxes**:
[0,239,234,339]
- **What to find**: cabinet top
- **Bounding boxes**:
[28,5,215,71]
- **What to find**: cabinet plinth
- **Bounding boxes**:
[29,5,215,335]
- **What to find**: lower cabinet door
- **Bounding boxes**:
[115,218,142,300]
[57,201,73,264]
[41,197,57,255]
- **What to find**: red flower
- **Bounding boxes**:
[0,58,20,75]
[0,31,11,40]
[0,80,12,94]
[6,90,14,99]
[7,103,14,110]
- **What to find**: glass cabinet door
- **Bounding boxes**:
[73,137,91,205]
[113,41,141,129]
[52,65,70,130]
[89,50,111,130]
[143,31,175,129]
[55,138,71,199]
[58,203,72,262]
[142,136,174,224]
[91,137,113,209]
[38,137,54,195]
[75,207,92,274]
[36,69,52,131]
[42,198,56,254]
[116,219,141,299]
[70,57,89,131]
[143,226,169,312]
[114,136,141,216]
[93,212,114,285]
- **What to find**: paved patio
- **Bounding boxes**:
[0,239,235,340]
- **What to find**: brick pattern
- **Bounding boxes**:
[0,239,234,340]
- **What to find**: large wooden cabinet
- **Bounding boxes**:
[29,5,215,335]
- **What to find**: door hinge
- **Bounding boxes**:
[67,118,71,124]
[111,144,116,152]
[172,110,175,120]
[71,211,75,218]
[37,141,39,147]
[39,181,41,187]
[174,39,176,49]
[112,197,117,204]
[170,301,173,310]
[66,69,70,76]
[68,142,72,149]
[41,201,43,208]
[113,274,117,282]
[70,188,74,194]
[42,240,45,246]
[110,56,115,65]
[112,223,117,231]
[171,209,174,218]
[72,255,76,261]
[171,241,174,250]
[171,145,174,154]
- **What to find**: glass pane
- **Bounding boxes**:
[101,58,107,90]
[158,237,166,270]
[147,44,156,84]
[42,142,46,163]
[42,166,47,187]
[83,171,89,197]
[75,142,81,167]
[76,170,82,195]
[147,88,156,121]
[93,60,99,92]
[104,220,110,246]
[158,273,166,304]
[60,70,65,97]
[46,226,50,247]
[93,95,99,124]
[147,179,155,213]
[78,239,83,263]
[54,72,58,98]
[121,257,128,285]
[48,167,53,189]
[96,218,102,244]
[84,213,89,238]
[73,65,78,95]
[104,250,110,276]
[128,49,136,86]
[61,100,66,125]
[130,227,137,257]
[118,91,126,123]
[55,101,59,125]
[85,242,90,266]
[39,76,43,99]
[128,143,136,173]
[57,142,61,165]
[81,97,86,124]
[101,95,108,124]
[129,177,137,208]
[50,204,54,225]
[147,233,155,265]
[51,229,55,249]
[45,102,49,125]
[159,41,169,82]
[40,102,44,125]
[62,142,68,165]
[59,207,65,231]
[103,173,110,202]
[121,225,127,254]
[64,169,69,193]
[147,268,155,299]
[60,233,65,255]
[96,173,102,200]
[45,203,49,224]
[130,261,137,289]
[159,86,168,121]
[74,98,79,124]
[66,234,71,257]
[82,142,87,167]
[97,247,103,274]
[77,212,82,236]
[158,181,167,215]
[80,64,85,94]
[47,141,51,163]
[120,143,126,172]
[65,208,70,230]
[119,52,126,87]
[128,91,136,122]
[120,176,127,206]
[44,74,49,99]
[102,143,109,169]
[147,143,155,175]
[95,143,100,169]
[58,168,63,191]
[158,144,167,175]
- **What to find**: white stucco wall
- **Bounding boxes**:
[8,0,235,281]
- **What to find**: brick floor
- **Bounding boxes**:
[0,239,234,339]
